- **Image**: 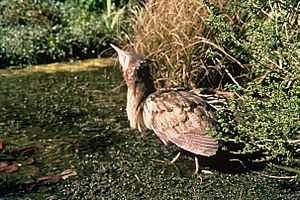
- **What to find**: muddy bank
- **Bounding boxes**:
[0,61,299,199]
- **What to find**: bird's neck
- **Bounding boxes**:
[126,79,156,131]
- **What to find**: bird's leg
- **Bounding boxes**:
[170,152,181,164]
[195,157,214,174]
[152,152,181,164]
[194,156,200,174]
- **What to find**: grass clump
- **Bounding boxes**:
[129,0,300,168]
[130,0,245,88]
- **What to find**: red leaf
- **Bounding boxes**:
[37,175,61,183]
[5,164,19,173]
[0,140,3,150]
[0,162,9,172]
[37,176,52,182]
[19,145,45,155]
[74,143,84,148]
[22,157,35,165]
[25,167,40,177]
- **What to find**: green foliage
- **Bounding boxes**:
[206,0,300,161]
[0,0,131,68]
[217,75,300,160]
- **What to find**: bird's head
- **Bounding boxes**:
[110,44,150,84]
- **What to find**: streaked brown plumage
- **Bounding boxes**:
[111,44,218,160]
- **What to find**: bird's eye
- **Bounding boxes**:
[139,59,147,65]
[138,59,148,69]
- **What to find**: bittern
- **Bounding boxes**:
[111,44,219,174]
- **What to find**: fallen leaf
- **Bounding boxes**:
[37,175,61,183]
[19,145,45,155]
[22,157,35,165]
[74,143,84,148]
[37,175,52,182]
[60,169,77,180]
[0,162,9,171]
[5,164,19,173]
[25,167,40,177]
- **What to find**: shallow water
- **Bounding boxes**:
[0,60,299,199]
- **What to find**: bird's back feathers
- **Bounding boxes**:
[143,86,219,156]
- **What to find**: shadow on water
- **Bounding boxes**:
[197,141,268,174]
[0,60,299,199]
[208,150,266,173]
[165,147,267,178]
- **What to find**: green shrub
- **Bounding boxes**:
[0,0,131,68]
[206,0,299,162]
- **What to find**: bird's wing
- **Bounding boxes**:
[143,89,219,156]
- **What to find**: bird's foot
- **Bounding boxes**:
[152,152,181,164]
[194,157,213,175]
[152,153,214,175]
[151,152,181,175]
[170,152,181,164]
[201,170,213,174]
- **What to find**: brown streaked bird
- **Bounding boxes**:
[111,44,219,173]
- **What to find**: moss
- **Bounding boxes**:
[0,62,299,198]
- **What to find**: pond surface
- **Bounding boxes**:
[0,59,299,199]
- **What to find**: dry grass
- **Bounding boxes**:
[127,0,240,89]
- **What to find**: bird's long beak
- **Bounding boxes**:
[110,44,127,59]
[110,44,121,54]
[110,44,129,72]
